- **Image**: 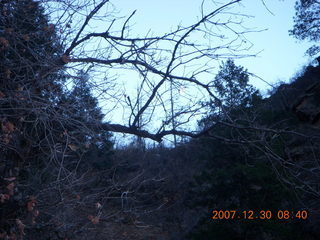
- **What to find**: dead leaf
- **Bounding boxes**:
[5,28,14,34]
[0,91,5,98]
[0,37,9,49]
[27,196,37,211]
[44,24,55,32]
[2,121,15,133]
[68,144,78,151]
[16,219,25,235]
[0,193,10,203]
[6,182,15,195]
[91,216,99,224]
[88,215,99,224]
[2,134,12,144]
[29,196,37,202]
[22,34,30,41]
[27,201,35,211]
[62,54,71,63]
[48,24,55,31]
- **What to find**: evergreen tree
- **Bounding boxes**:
[0,2,113,238]
[290,0,320,56]
[68,70,104,125]
[200,59,260,128]
[64,70,113,169]
[63,70,106,146]
[0,0,66,237]
[0,0,63,92]
[0,0,65,156]
[212,59,257,109]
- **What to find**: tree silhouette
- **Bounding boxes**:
[199,59,260,129]
[65,70,113,163]
[34,0,261,142]
[290,0,320,56]
[212,59,257,109]
[0,0,66,237]
[68,70,103,123]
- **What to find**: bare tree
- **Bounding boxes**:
[38,0,259,142]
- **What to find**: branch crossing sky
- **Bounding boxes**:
[114,0,313,94]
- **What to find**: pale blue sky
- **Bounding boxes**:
[113,0,313,94]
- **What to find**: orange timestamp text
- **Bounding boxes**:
[211,210,308,220]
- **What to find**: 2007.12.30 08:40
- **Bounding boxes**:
[212,210,308,220]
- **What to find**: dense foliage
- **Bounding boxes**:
[0,1,113,239]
